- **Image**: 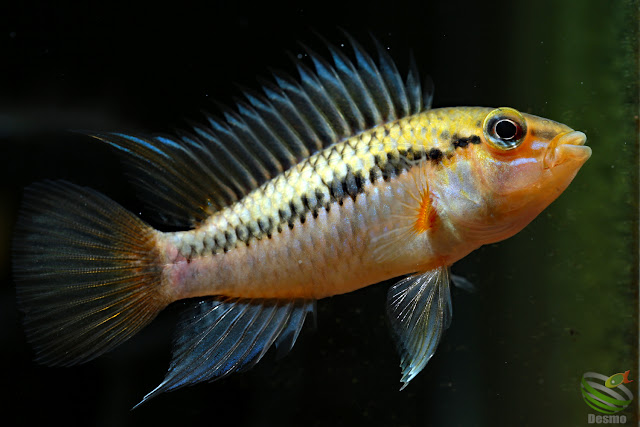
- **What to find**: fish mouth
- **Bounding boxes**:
[544,131,591,169]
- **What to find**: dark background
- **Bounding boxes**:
[2,1,637,426]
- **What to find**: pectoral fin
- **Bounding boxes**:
[386,266,452,390]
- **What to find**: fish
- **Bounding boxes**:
[605,371,634,388]
[12,35,592,407]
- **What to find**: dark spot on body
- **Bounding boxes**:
[427,148,443,162]
[354,171,365,192]
[344,168,359,200]
[369,166,381,183]
[258,217,271,234]
[247,221,261,239]
[278,208,291,223]
[382,161,398,181]
[452,134,481,149]
[374,154,385,168]
[236,224,249,242]
[410,150,423,162]
[330,179,344,201]
[202,237,213,252]
[289,200,298,217]
[301,194,310,210]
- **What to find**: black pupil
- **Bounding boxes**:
[495,119,518,140]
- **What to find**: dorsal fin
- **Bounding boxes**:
[91,35,433,227]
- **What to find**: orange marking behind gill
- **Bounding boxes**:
[413,181,437,234]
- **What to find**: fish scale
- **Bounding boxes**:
[175,111,459,260]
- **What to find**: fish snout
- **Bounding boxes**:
[543,131,591,169]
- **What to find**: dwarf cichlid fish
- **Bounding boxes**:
[13,35,591,407]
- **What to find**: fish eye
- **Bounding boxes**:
[483,108,527,150]
[495,119,519,140]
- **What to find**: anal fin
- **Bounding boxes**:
[386,266,452,390]
[134,297,314,408]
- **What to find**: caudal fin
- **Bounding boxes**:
[13,180,169,366]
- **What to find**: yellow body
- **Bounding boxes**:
[159,107,591,301]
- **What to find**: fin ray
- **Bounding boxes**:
[93,35,433,227]
[386,266,452,389]
[13,181,168,367]
[134,298,314,408]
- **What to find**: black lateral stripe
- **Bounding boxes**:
[397,147,444,165]
[258,217,271,235]
[184,146,446,258]
[343,168,359,200]
[452,134,481,149]
[330,178,345,200]
[427,148,443,162]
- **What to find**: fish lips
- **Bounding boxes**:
[543,131,592,169]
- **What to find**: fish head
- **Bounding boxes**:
[465,107,591,243]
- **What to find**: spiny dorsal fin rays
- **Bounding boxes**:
[294,59,350,140]
[188,124,261,192]
[238,86,312,161]
[342,33,397,122]
[325,41,383,128]
[234,99,301,166]
[372,37,410,118]
[92,132,228,225]
[93,34,433,227]
[421,74,435,112]
[405,50,424,114]
[270,70,338,151]
[212,106,281,180]
[300,43,366,133]
[257,76,325,153]
[175,127,253,199]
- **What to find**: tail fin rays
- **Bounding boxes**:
[13,180,168,367]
